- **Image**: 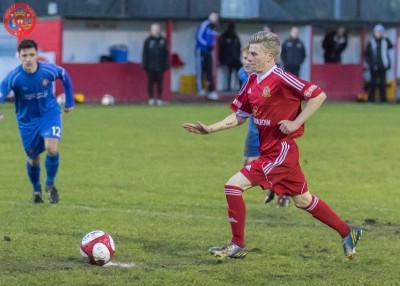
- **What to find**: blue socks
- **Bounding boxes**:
[27,154,60,191]
[45,153,60,186]
[26,162,41,191]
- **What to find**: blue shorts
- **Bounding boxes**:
[18,111,62,159]
[244,116,260,157]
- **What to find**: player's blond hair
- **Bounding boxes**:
[249,31,281,59]
[241,43,250,53]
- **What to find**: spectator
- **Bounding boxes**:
[142,23,169,106]
[322,26,348,63]
[281,26,306,76]
[195,12,219,100]
[366,24,393,103]
[219,22,242,91]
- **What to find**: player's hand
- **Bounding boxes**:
[64,107,74,113]
[182,121,211,135]
[0,112,4,120]
[278,120,301,134]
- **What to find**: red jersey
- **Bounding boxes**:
[230,66,323,155]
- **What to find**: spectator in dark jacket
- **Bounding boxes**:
[322,26,348,63]
[219,22,241,91]
[142,23,169,106]
[366,24,393,103]
[281,26,306,76]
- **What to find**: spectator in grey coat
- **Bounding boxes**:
[366,24,393,103]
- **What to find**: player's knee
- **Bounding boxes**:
[46,147,59,157]
[292,193,312,209]
[225,178,242,188]
[293,200,308,209]
[28,156,40,166]
[225,172,252,190]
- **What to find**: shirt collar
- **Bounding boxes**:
[257,65,277,84]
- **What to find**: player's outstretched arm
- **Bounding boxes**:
[183,113,246,135]
[278,92,327,134]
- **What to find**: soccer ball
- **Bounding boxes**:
[80,230,115,266]
[101,94,115,105]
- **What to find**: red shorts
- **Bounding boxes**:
[240,140,308,196]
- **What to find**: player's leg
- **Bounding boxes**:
[27,155,44,203]
[291,191,350,236]
[44,138,60,204]
[209,172,253,260]
[19,124,45,203]
[41,113,62,204]
[292,191,362,261]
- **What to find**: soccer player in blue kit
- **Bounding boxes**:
[0,39,74,204]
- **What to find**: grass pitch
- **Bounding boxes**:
[0,102,399,285]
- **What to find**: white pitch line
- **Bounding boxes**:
[103,261,135,268]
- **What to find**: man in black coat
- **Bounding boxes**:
[366,24,393,103]
[281,27,306,76]
[219,22,242,91]
[142,23,169,105]
[322,26,348,63]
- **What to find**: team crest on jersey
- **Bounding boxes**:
[262,86,271,97]
[247,88,252,94]
[42,79,49,87]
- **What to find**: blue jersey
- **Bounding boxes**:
[237,68,260,157]
[237,67,248,84]
[0,62,74,125]
[196,19,217,55]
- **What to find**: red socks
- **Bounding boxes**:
[223,186,349,246]
[224,185,246,248]
[304,195,350,238]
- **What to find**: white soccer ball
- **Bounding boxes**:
[101,94,115,106]
[80,230,115,266]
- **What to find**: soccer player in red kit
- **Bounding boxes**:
[183,31,362,262]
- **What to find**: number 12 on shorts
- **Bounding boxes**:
[51,126,61,137]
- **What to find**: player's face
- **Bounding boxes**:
[19,47,38,74]
[248,43,275,74]
[241,50,252,74]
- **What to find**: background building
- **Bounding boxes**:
[1,0,399,102]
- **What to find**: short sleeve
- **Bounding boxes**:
[229,75,254,118]
[276,69,323,101]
